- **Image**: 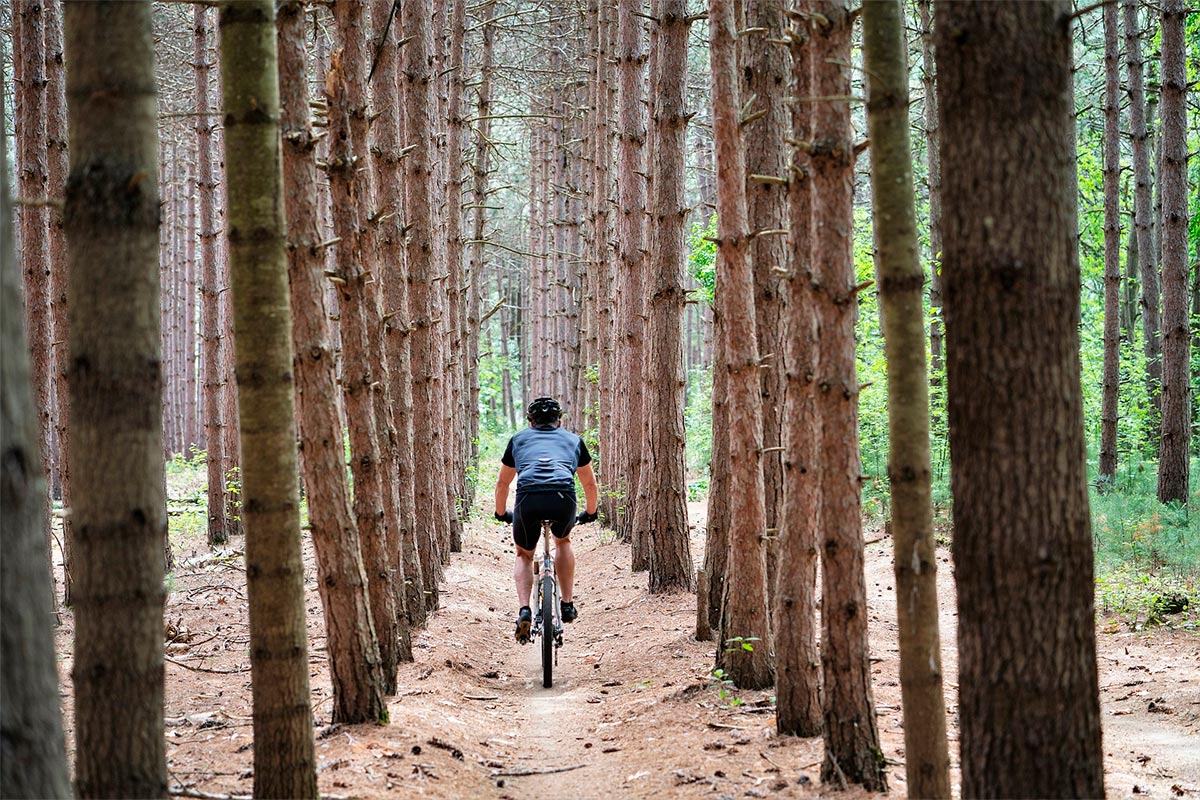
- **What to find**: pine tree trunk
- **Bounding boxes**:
[1155,0,1189,504]
[63,2,168,794]
[810,0,887,790]
[1123,0,1161,429]
[936,2,1105,796]
[703,310,730,632]
[466,0,497,516]
[44,0,73,606]
[1,80,71,800]
[916,0,942,381]
[1122,217,1140,345]
[404,0,447,611]
[615,0,649,549]
[644,0,693,594]
[1099,0,1122,488]
[371,0,427,633]
[862,3,950,794]
[278,0,388,724]
[445,0,469,544]
[773,8,822,738]
[740,0,787,593]
[218,4,320,795]
[325,53,402,692]
[710,0,772,687]
[14,0,53,535]
[195,5,230,548]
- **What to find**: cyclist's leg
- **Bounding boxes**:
[546,491,577,603]
[511,497,542,609]
[553,536,575,603]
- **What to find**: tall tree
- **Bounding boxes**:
[218,1,319,795]
[1,66,71,800]
[643,0,694,594]
[916,0,942,379]
[615,0,649,550]
[710,0,772,687]
[371,0,427,632]
[45,0,72,605]
[63,1,168,794]
[1155,0,1190,504]
[936,2,1105,796]
[862,2,949,795]
[1123,0,1161,428]
[14,0,53,509]
[1099,0,1122,488]
[403,0,448,611]
[773,7,822,738]
[740,0,788,587]
[810,0,886,789]
[194,4,230,547]
[278,0,388,724]
[325,50,402,691]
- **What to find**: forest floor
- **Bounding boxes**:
[51,497,1199,800]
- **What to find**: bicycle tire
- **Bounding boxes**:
[541,575,554,688]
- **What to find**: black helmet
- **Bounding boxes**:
[526,396,562,424]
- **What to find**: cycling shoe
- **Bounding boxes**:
[514,606,532,643]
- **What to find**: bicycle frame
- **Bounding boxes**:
[532,520,562,687]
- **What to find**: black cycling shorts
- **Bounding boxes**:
[512,490,576,551]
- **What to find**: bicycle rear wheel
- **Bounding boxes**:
[540,575,554,688]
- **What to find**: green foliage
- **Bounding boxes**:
[706,667,744,708]
[688,214,717,307]
[1091,459,1199,629]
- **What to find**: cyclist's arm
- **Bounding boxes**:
[494,464,517,516]
[577,463,598,515]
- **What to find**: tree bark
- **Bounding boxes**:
[446,0,469,546]
[862,2,950,795]
[1099,0,1121,488]
[710,0,772,687]
[63,2,168,794]
[325,51,402,692]
[936,2,1106,796]
[44,0,73,606]
[403,0,448,611]
[773,8,822,738]
[218,3,319,795]
[1123,0,1161,430]
[15,0,53,525]
[370,0,427,634]
[1155,0,1189,504]
[643,0,693,594]
[740,0,787,592]
[810,1,887,790]
[195,5,230,548]
[278,0,388,724]
[916,0,942,382]
[615,0,649,550]
[465,0,498,517]
[0,70,71,800]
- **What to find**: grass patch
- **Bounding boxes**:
[1091,459,1199,630]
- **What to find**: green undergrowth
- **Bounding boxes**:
[1091,459,1199,631]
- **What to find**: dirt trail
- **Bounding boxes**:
[52,507,1198,799]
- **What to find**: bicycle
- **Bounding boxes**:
[531,519,562,688]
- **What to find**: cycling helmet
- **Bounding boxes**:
[526,396,562,424]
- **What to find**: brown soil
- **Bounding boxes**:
[52,503,1199,799]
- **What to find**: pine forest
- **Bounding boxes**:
[2,0,1198,797]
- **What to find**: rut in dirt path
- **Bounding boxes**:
[429,525,641,798]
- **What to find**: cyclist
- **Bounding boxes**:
[494,396,598,644]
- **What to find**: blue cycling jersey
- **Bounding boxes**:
[501,424,592,494]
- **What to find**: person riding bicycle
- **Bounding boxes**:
[494,396,598,644]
